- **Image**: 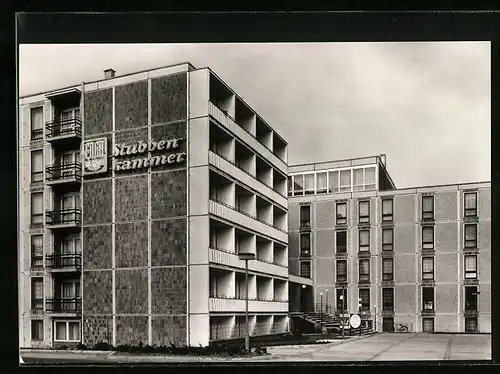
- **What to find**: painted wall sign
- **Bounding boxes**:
[112,138,186,171]
[83,137,108,175]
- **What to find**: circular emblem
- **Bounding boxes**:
[86,159,103,172]
[350,314,361,328]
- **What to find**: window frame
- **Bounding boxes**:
[31,192,44,226]
[316,172,327,194]
[30,106,44,140]
[336,202,348,225]
[31,235,44,268]
[464,192,478,217]
[336,259,348,282]
[382,288,394,311]
[382,228,394,251]
[464,224,478,249]
[53,320,81,342]
[31,149,44,183]
[422,195,435,220]
[303,173,315,195]
[358,258,370,282]
[382,198,394,222]
[422,257,435,280]
[382,258,394,281]
[359,288,370,311]
[300,261,311,278]
[336,230,347,253]
[300,232,311,257]
[300,205,311,228]
[31,277,44,311]
[422,226,435,250]
[464,286,478,311]
[31,320,44,341]
[358,229,370,252]
[464,255,478,279]
[422,287,435,311]
[358,200,370,224]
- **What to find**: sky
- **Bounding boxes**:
[19,42,490,188]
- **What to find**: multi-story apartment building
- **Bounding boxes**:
[287,155,491,334]
[18,62,290,348]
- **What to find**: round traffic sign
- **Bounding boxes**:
[349,314,361,328]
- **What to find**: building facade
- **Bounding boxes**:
[287,155,491,334]
[18,62,290,348]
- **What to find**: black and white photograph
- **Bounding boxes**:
[17,15,492,364]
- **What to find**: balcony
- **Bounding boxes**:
[46,118,82,146]
[31,129,43,141]
[209,199,287,243]
[46,163,82,190]
[46,253,82,272]
[209,297,288,313]
[46,209,82,230]
[46,298,82,315]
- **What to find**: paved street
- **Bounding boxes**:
[20,333,491,364]
[265,333,491,361]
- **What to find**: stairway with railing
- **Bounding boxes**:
[296,303,375,337]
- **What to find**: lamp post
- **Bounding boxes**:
[320,292,323,327]
[325,289,329,314]
[341,285,346,339]
[358,298,362,336]
[238,252,255,352]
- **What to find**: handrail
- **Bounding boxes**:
[46,117,82,138]
[210,247,287,268]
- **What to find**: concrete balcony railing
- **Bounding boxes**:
[209,297,288,313]
[209,200,288,243]
[209,151,287,207]
[209,247,288,277]
[209,102,287,174]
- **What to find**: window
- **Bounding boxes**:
[382,228,394,251]
[210,275,219,297]
[422,196,434,220]
[209,227,218,249]
[422,318,435,332]
[382,258,394,281]
[353,167,376,191]
[31,150,43,183]
[465,224,478,248]
[304,174,315,195]
[382,199,394,222]
[422,257,434,280]
[339,170,351,192]
[31,320,43,341]
[300,205,311,228]
[353,169,364,191]
[316,172,327,194]
[464,255,477,279]
[31,235,43,268]
[359,259,370,282]
[31,192,43,226]
[422,287,434,311]
[465,286,478,311]
[61,234,81,254]
[300,233,311,257]
[422,226,434,250]
[336,260,347,282]
[54,321,81,342]
[336,288,348,311]
[359,289,370,311]
[300,261,311,278]
[328,170,339,193]
[31,278,43,311]
[336,202,347,225]
[358,201,370,224]
[464,192,478,217]
[30,107,43,140]
[359,230,370,252]
[293,174,304,196]
[382,288,394,311]
[336,231,347,253]
[287,176,293,196]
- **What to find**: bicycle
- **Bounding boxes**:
[394,323,410,333]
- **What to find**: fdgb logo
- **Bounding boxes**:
[83,138,108,175]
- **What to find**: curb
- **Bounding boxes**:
[20,349,112,355]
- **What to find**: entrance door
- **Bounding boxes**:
[422,318,435,333]
[382,317,394,332]
[465,318,478,333]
